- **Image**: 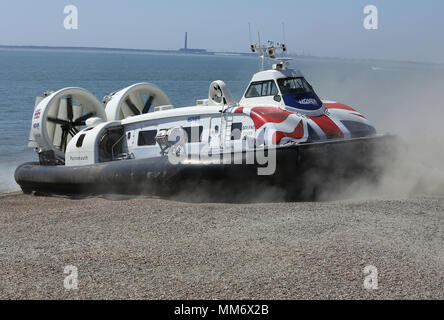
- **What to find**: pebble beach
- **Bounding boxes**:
[0,192,442,299]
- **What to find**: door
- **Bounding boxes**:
[209,116,222,151]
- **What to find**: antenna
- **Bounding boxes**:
[248,23,252,45]
[256,32,263,70]
[282,22,286,44]
[249,26,290,71]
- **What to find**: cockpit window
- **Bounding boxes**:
[262,81,278,96]
[245,82,261,98]
[245,80,278,98]
[277,77,313,95]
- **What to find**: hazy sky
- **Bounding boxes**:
[1,0,443,63]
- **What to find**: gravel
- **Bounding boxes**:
[0,192,442,299]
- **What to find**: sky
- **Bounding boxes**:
[0,0,443,63]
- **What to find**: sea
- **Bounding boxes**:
[1,47,444,193]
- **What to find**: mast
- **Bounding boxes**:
[250,40,289,71]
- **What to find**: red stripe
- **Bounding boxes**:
[309,115,343,139]
[248,107,292,129]
[351,112,366,119]
[324,103,366,118]
[324,102,357,112]
[272,120,304,144]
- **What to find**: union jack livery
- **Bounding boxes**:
[15,40,392,199]
[225,102,374,146]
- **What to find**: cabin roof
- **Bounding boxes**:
[250,68,303,83]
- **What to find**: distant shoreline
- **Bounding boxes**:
[0,44,254,57]
[0,44,441,66]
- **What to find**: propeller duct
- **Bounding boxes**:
[104,83,172,121]
[30,87,106,160]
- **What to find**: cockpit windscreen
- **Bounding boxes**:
[277,77,313,95]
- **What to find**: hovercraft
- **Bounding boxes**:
[15,41,393,200]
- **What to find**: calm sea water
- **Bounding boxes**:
[1,48,444,192]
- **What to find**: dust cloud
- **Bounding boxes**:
[317,65,444,200]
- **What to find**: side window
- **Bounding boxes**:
[76,134,86,148]
[262,80,279,96]
[246,81,279,98]
[183,126,203,143]
[231,123,242,140]
[138,130,157,146]
[261,81,270,96]
[270,81,278,95]
[245,82,262,98]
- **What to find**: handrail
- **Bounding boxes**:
[111,134,125,161]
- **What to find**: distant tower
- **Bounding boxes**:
[179,32,206,53]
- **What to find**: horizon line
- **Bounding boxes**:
[0,44,441,66]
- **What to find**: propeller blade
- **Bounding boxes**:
[73,112,95,126]
[142,95,155,114]
[66,97,74,121]
[68,127,79,137]
[47,117,70,126]
[60,129,68,151]
[125,98,140,116]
